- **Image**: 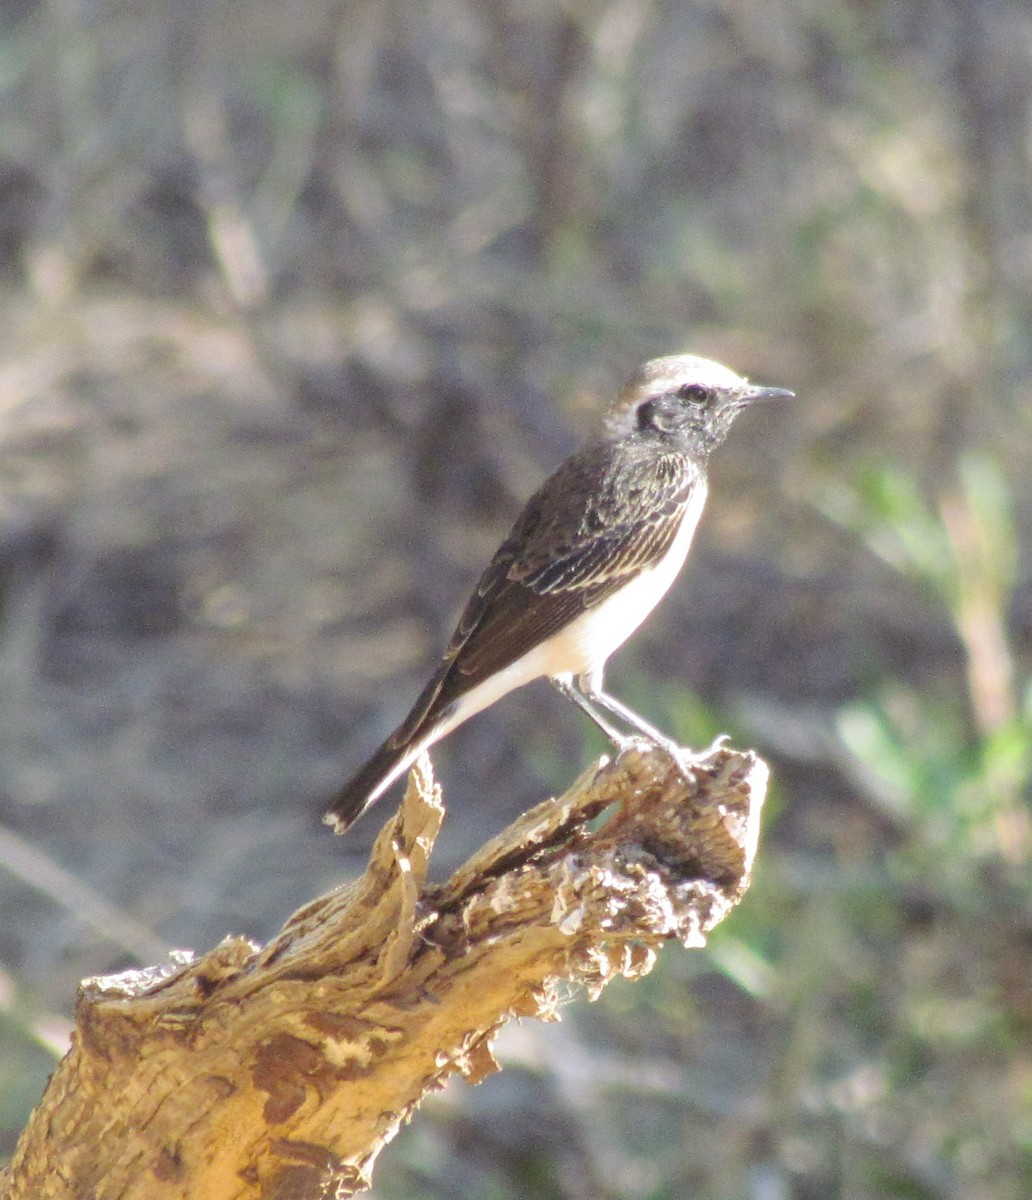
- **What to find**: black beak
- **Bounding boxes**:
[742,384,795,404]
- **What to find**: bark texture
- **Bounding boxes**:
[2,742,767,1200]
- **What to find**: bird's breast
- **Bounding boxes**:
[543,475,708,677]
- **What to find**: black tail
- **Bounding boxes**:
[326,665,458,833]
[323,731,429,834]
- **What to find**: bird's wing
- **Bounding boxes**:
[390,444,699,746]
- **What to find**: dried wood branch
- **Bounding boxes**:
[1,742,768,1200]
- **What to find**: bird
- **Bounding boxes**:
[326,353,793,834]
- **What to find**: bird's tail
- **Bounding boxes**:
[323,727,435,834]
[326,664,459,834]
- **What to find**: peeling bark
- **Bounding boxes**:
[1,743,768,1200]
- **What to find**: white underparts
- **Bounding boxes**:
[362,474,708,807]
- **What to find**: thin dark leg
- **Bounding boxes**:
[568,675,729,770]
[551,677,632,749]
[576,683,677,750]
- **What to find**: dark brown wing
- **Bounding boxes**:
[390,440,700,746]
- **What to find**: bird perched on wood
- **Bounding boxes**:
[326,353,793,833]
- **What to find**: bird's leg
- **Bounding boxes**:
[553,671,681,758]
[551,676,634,749]
[573,676,684,757]
[564,673,730,775]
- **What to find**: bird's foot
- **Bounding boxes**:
[633,731,732,782]
[673,732,735,781]
[607,731,732,786]
[686,732,732,761]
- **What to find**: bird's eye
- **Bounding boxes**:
[677,383,711,405]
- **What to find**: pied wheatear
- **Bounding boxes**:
[326,353,793,833]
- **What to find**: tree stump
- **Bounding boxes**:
[1,742,768,1200]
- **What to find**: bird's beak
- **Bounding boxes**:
[741,384,795,404]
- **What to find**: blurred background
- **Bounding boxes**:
[0,1,1030,1197]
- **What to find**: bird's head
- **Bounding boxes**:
[605,354,794,455]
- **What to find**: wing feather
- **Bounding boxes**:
[391,441,700,746]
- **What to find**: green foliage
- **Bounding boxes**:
[825,455,1031,890]
[821,456,1018,621]
[837,682,1032,889]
